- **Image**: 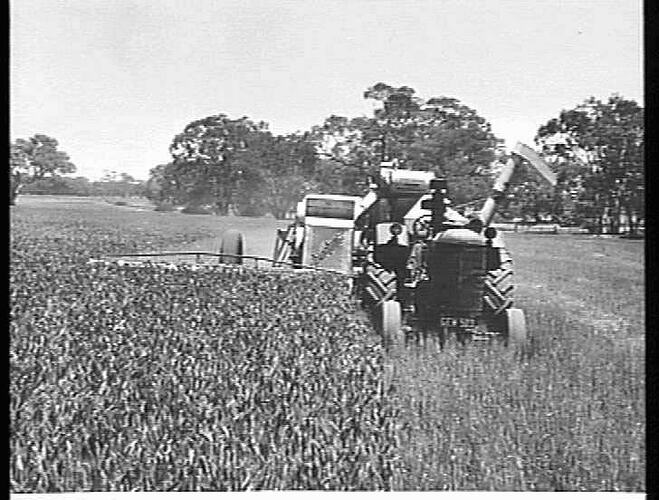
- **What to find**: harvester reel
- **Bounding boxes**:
[219,230,244,264]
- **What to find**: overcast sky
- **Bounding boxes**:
[10,0,643,181]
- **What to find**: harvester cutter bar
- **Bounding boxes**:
[94,251,350,276]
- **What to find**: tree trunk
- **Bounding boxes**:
[214,200,229,216]
[274,209,287,220]
[596,214,603,235]
[625,204,637,236]
[609,204,621,235]
[10,171,22,205]
[10,181,22,206]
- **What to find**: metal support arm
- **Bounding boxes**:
[478,142,558,228]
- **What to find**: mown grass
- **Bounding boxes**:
[389,233,644,491]
[10,196,645,491]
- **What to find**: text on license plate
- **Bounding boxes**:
[440,317,476,328]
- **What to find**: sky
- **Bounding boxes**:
[10,0,643,181]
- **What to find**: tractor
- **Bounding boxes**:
[270,143,556,348]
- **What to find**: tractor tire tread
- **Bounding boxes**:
[483,248,515,315]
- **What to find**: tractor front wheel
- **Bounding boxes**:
[505,307,527,345]
[381,299,402,347]
[220,230,244,264]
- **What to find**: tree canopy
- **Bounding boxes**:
[310,83,504,204]
[163,114,269,214]
[10,134,76,204]
[232,132,319,219]
[13,89,643,236]
[148,85,504,215]
[534,94,644,233]
[144,86,642,235]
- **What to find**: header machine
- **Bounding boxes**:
[102,143,555,349]
[270,143,556,348]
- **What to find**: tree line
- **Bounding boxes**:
[145,84,504,218]
[9,135,147,201]
[11,84,644,234]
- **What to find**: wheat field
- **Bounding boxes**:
[10,196,644,492]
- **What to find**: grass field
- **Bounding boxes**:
[10,195,644,492]
[389,231,644,490]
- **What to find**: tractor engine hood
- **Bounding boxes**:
[433,228,505,248]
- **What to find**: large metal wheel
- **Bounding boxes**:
[505,307,527,345]
[273,226,295,266]
[363,263,397,305]
[381,299,402,346]
[219,230,244,264]
[483,248,514,315]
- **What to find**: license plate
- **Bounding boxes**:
[440,316,476,328]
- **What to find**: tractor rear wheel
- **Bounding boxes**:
[220,230,244,264]
[363,264,397,304]
[381,299,402,346]
[483,248,515,315]
[505,307,527,345]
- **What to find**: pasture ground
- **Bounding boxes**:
[10,195,645,491]
[389,228,644,490]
